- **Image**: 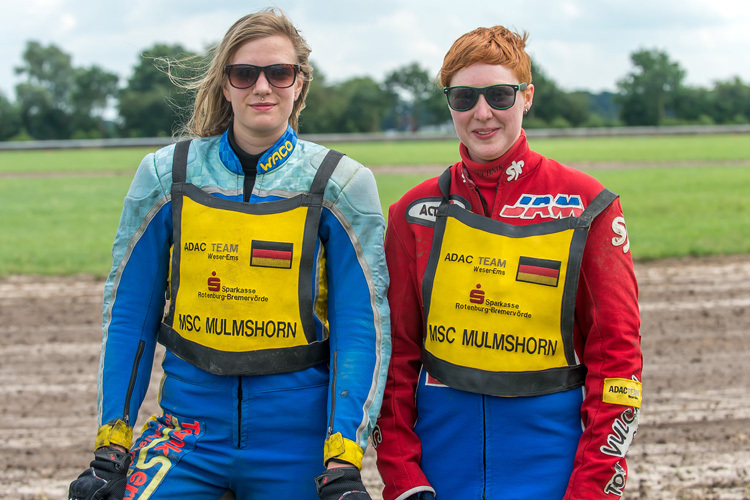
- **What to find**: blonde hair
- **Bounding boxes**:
[179,9,312,137]
[440,26,532,88]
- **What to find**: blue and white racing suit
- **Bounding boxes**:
[94,126,390,499]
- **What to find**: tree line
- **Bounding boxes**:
[1,40,749,141]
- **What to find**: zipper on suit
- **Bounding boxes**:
[327,351,338,438]
[122,340,146,425]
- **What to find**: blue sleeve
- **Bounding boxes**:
[98,150,173,428]
[320,164,391,454]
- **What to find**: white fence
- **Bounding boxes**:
[1,124,749,151]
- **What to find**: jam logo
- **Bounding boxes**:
[500,193,584,219]
[207,271,220,291]
[470,284,485,304]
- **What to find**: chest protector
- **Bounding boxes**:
[422,168,617,396]
[159,140,343,375]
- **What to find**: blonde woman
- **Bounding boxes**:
[69,9,389,500]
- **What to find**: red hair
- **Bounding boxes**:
[440,26,532,88]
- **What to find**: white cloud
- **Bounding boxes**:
[1,0,749,100]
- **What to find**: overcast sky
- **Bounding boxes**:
[2,0,750,100]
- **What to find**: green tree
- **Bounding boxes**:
[711,77,750,124]
[14,41,75,139]
[615,49,686,126]
[71,66,119,137]
[671,85,714,124]
[299,62,337,133]
[334,77,392,133]
[300,65,394,134]
[14,41,119,139]
[384,62,447,131]
[118,44,200,137]
[0,90,22,140]
[526,61,589,128]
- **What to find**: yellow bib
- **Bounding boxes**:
[159,141,343,375]
[171,194,310,353]
[421,168,617,396]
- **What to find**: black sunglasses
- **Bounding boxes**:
[443,83,528,111]
[224,64,300,89]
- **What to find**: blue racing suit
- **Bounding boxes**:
[94,126,390,499]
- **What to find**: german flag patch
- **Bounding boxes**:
[250,240,293,269]
[516,256,561,287]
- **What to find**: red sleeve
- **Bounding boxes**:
[375,202,432,500]
[565,198,643,499]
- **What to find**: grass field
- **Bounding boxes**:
[1,133,749,276]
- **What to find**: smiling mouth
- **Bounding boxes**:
[474,129,497,136]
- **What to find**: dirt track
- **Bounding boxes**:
[1,254,749,499]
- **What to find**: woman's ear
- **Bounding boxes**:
[523,83,534,112]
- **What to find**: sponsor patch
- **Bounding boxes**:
[611,216,630,253]
[516,256,561,287]
[250,240,293,269]
[126,414,203,500]
[257,127,296,173]
[405,195,469,227]
[500,193,584,219]
[371,425,383,448]
[603,377,642,408]
[604,461,627,496]
[601,407,639,458]
[506,160,524,181]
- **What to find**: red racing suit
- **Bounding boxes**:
[375,131,642,500]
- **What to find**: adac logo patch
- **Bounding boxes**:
[405,195,470,227]
[602,377,642,408]
[257,126,297,173]
[500,193,584,220]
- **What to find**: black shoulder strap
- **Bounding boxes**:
[171,140,192,184]
[437,167,452,200]
[578,188,618,226]
[309,149,345,196]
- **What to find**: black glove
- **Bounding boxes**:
[315,467,371,500]
[68,447,131,500]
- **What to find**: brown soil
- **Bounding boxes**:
[1,254,749,499]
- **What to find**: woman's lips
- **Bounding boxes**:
[473,128,498,139]
[251,102,275,111]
